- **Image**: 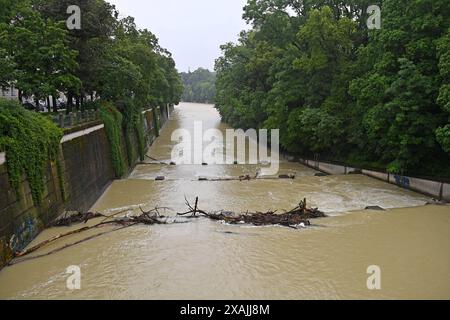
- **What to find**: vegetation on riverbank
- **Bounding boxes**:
[99,102,126,178]
[180,68,216,103]
[0,0,183,199]
[215,0,450,176]
[0,99,63,206]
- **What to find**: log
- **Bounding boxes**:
[9,197,325,265]
[177,197,326,228]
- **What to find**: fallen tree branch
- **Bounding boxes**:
[9,224,136,266]
[13,208,175,260]
[51,212,105,227]
[177,197,326,228]
[9,197,325,265]
[145,155,168,165]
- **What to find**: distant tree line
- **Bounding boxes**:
[215,0,450,176]
[180,68,216,103]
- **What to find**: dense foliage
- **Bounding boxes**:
[0,0,183,192]
[28,0,183,111]
[180,68,216,103]
[0,0,80,107]
[99,102,125,178]
[215,0,450,175]
[0,0,183,121]
[0,99,63,206]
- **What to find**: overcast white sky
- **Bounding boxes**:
[107,0,249,72]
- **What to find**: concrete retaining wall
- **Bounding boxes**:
[0,161,64,266]
[0,107,165,267]
[317,162,346,175]
[362,169,389,182]
[62,126,114,213]
[443,183,450,201]
[299,158,450,202]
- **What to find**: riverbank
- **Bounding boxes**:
[0,105,174,268]
[286,157,450,203]
[1,103,449,299]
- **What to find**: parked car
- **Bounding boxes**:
[22,101,45,112]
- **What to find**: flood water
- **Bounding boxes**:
[0,102,449,299]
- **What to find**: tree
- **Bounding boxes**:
[436,28,450,155]
[2,0,80,109]
[350,0,449,172]
[33,0,118,104]
[180,68,216,103]
[216,0,450,175]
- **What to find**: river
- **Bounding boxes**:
[0,102,449,299]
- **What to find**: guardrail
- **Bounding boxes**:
[297,157,450,202]
[51,110,100,128]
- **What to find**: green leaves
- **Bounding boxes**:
[294,7,356,73]
[436,125,450,154]
[180,68,216,103]
[286,108,343,154]
[99,102,125,178]
[216,0,450,174]
[0,99,63,206]
[2,0,80,99]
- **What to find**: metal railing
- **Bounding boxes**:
[52,110,100,128]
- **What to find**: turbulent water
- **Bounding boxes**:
[0,102,449,300]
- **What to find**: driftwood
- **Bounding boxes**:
[12,207,173,260]
[51,212,105,227]
[145,154,169,165]
[178,197,326,229]
[9,197,325,265]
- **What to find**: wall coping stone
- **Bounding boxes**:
[61,124,105,143]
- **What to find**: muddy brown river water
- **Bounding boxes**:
[0,102,449,299]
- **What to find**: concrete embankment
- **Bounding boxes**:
[297,158,450,202]
[0,105,173,267]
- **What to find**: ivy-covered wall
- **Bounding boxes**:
[0,161,64,266]
[0,108,164,268]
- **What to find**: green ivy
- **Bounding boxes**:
[56,153,66,201]
[0,99,63,207]
[153,108,161,137]
[99,102,126,178]
[136,113,146,161]
[118,99,146,165]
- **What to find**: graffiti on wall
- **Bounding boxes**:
[394,175,411,189]
[9,217,39,253]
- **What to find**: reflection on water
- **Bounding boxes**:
[0,103,449,300]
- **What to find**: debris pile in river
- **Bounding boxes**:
[11,207,177,263]
[9,197,325,265]
[178,197,326,229]
[51,212,105,227]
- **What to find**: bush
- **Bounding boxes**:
[0,98,63,206]
[99,102,126,178]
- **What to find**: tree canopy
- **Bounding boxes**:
[0,0,183,111]
[215,0,450,176]
[180,68,216,103]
